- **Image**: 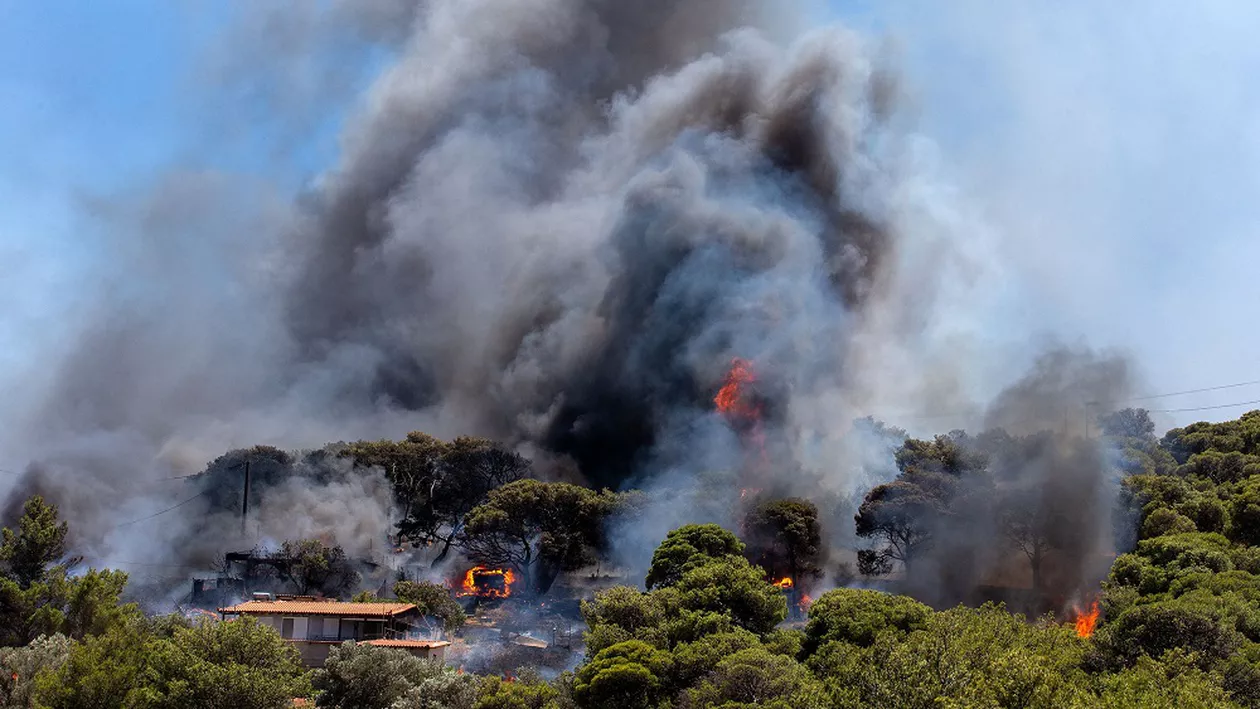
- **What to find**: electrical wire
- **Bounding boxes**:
[1148,398,1260,414]
[111,490,211,529]
[1099,379,1260,404]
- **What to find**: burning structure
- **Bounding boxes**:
[457,567,517,600]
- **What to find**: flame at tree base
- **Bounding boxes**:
[1073,600,1100,639]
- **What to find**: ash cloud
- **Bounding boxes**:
[0,0,1132,609]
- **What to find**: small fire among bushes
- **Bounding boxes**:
[1073,600,1100,639]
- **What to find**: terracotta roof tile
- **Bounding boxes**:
[364,639,452,649]
[219,601,417,617]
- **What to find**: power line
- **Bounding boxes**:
[1148,398,1260,414]
[869,376,1260,424]
[111,491,210,529]
[1095,378,1260,404]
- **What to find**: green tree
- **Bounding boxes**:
[134,617,311,709]
[0,634,71,708]
[1229,478,1260,546]
[572,640,672,709]
[1094,650,1238,709]
[314,641,472,709]
[683,646,827,709]
[853,481,941,575]
[344,433,449,538]
[743,499,823,586]
[644,524,744,590]
[0,567,135,647]
[276,540,359,597]
[800,588,932,658]
[460,480,623,595]
[580,586,671,656]
[1090,605,1242,672]
[854,434,985,576]
[1,497,68,589]
[33,616,152,708]
[671,556,787,636]
[811,604,1088,709]
[1098,408,1157,440]
[473,674,562,709]
[392,580,466,634]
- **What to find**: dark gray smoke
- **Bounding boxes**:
[870,347,1134,612]
[0,0,1133,607]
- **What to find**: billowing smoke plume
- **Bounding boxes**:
[0,0,1132,607]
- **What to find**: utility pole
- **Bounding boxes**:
[241,459,252,538]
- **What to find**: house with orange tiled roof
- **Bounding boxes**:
[219,595,450,667]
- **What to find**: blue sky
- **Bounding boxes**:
[2,1,1259,427]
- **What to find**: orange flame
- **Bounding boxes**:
[799,593,813,613]
[772,577,794,589]
[458,566,516,598]
[715,358,760,419]
[1073,600,1100,639]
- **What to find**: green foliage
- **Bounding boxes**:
[33,616,312,709]
[682,646,828,709]
[0,567,136,647]
[131,617,311,709]
[668,630,762,689]
[572,640,672,709]
[742,498,823,584]
[670,556,787,636]
[392,580,467,634]
[1093,650,1239,708]
[1099,408,1157,440]
[800,588,932,657]
[811,604,1089,708]
[1162,411,1260,464]
[1,497,68,589]
[644,524,744,590]
[314,641,473,709]
[460,480,625,595]
[1090,605,1242,672]
[0,634,71,708]
[580,586,670,655]
[276,539,360,597]
[473,674,562,709]
[1143,507,1199,539]
[1229,478,1260,546]
[32,616,151,708]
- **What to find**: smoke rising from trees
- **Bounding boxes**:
[0,0,1138,608]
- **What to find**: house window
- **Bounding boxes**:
[340,619,358,640]
[281,618,294,639]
